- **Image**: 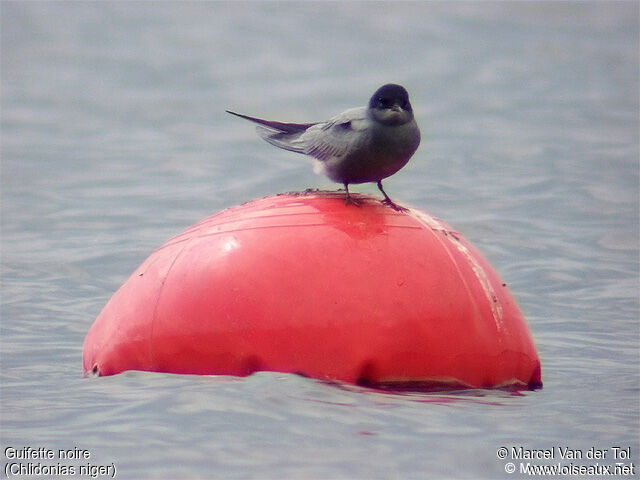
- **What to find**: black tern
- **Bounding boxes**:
[227,84,420,211]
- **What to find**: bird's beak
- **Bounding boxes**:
[391,104,402,112]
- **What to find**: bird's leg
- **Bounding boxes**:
[343,183,361,206]
[377,181,408,212]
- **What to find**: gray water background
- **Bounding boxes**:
[1,2,638,479]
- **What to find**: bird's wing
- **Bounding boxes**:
[226,110,317,154]
[301,107,371,162]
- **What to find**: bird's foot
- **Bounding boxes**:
[344,195,362,207]
[381,198,409,212]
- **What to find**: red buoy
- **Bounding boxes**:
[83,191,541,389]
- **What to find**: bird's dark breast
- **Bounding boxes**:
[328,122,420,184]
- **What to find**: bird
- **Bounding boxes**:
[226,83,420,211]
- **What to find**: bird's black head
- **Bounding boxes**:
[369,84,412,112]
[368,84,414,126]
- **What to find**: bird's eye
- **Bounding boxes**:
[378,97,391,108]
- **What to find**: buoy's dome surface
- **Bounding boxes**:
[83,191,541,389]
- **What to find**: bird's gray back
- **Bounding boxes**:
[300,107,372,162]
